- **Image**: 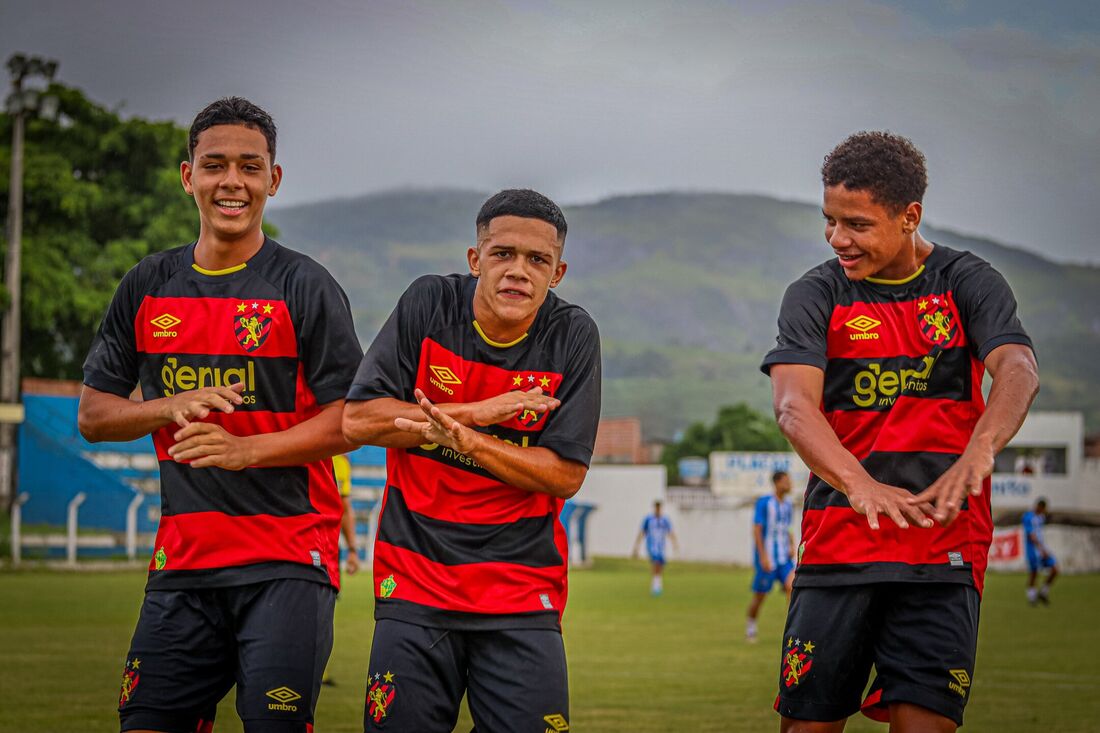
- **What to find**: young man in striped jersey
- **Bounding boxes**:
[745,470,796,643]
[343,189,601,733]
[80,98,361,733]
[762,132,1039,732]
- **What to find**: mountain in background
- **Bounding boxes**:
[268,189,1100,439]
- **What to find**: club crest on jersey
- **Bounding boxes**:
[782,637,815,688]
[917,296,958,345]
[234,301,275,352]
[366,671,397,724]
[119,658,141,707]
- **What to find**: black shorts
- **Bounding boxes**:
[775,583,980,727]
[118,578,336,733]
[364,619,569,733]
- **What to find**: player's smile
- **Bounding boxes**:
[823,184,924,282]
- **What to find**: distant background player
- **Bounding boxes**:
[1023,498,1058,605]
[633,500,678,595]
[746,471,796,642]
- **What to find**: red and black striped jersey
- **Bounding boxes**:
[348,274,602,630]
[83,238,361,591]
[761,245,1032,593]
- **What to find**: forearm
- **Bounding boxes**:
[775,400,873,497]
[465,434,587,498]
[343,397,477,448]
[341,504,358,549]
[967,355,1039,458]
[753,526,767,558]
[78,387,172,442]
[246,402,354,467]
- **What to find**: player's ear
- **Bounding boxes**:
[902,201,922,234]
[268,163,283,197]
[181,160,194,195]
[549,260,567,289]
[467,246,481,277]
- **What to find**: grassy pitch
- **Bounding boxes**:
[1,558,1096,731]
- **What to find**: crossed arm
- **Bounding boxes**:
[770,343,1038,529]
[78,383,354,469]
[341,388,587,499]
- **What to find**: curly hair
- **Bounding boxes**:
[822,131,927,214]
[188,97,277,162]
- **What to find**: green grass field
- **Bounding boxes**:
[2,559,1097,732]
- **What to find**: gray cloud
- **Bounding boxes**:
[2,0,1097,263]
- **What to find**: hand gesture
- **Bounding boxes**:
[160,382,246,428]
[394,389,478,453]
[345,549,361,575]
[469,387,560,427]
[167,422,255,470]
[909,449,994,526]
[846,480,935,531]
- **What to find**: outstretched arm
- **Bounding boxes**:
[771,364,934,530]
[392,389,586,498]
[910,343,1039,525]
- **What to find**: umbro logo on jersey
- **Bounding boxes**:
[150,313,181,338]
[543,713,570,732]
[844,315,881,341]
[429,365,462,395]
[265,686,301,712]
[948,669,971,698]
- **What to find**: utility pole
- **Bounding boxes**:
[1,54,58,507]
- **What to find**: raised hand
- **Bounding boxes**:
[468,387,561,427]
[160,381,246,428]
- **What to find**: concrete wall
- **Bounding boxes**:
[988,525,1100,574]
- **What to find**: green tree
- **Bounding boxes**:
[1,84,276,380]
[660,402,788,484]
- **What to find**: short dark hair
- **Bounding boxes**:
[772,470,789,483]
[822,131,927,214]
[188,97,277,162]
[476,189,567,244]
[1036,498,1048,510]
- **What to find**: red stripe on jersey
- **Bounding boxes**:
[799,489,993,593]
[373,538,569,617]
[828,292,968,360]
[151,509,342,590]
[389,451,560,524]
[417,338,562,432]
[825,398,979,459]
[135,296,298,357]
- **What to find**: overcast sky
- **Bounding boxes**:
[3,0,1098,263]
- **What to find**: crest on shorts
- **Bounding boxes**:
[234,301,275,353]
[917,296,958,346]
[782,637,815,688]
[366,671,397,724]
[119,658,141,707]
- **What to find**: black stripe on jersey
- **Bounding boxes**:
[794,561,974,586]
[138,354,300,413]
[822,346,971,412]
[805,452,963,511]
[378,485,563,568]
[159,461,313,517]
[374,598,560,631]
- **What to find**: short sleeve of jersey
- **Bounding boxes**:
[82,264,144,397]
[760,272,834,375]
[754,496,768,527]
[641,516,651,533]
[291,261,362,405]
[951,255,1033,362]
[1022,512,1035,535]
[536,314,602,467]
[347,275,438,402]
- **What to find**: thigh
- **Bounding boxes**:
[231,579,337,732]
[864,583,980,727]
[363,619,467,733]
[118,590,234,733]
[466,629,569,733]
[776,585,879,723]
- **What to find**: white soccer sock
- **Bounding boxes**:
[1027,587,1038,601]
[652,576,663,593]
[746,619,758,637]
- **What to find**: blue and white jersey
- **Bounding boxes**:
[642,514,673,557]
[1022,511,1045,551]
[753,495,793,566]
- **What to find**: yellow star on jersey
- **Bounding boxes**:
[539,376,551,388]
[383,671,395,683]
[787,636,794,647]
[237,302,248,313]
[131,658,141,669]
[918,299,929,311]
[803,641,815,654]
[262,303,274,314]
[512,375,523,386]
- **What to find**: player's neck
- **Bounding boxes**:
[872,233,933,282]
[194,228,266,271]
